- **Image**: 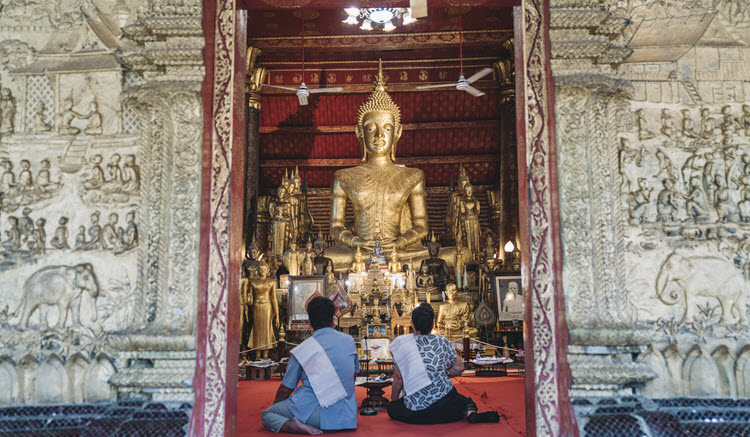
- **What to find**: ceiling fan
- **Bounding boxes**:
[416,6,491,97]
[262,16,343,106]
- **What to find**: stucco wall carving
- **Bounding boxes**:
[554,0,750,400]
[0,0,202,405]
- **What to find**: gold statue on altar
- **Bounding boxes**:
[388,247,402,274]
[245,261,280,359]
[328,60,429,266]
[351,246,367,274]
[436,283,478,338]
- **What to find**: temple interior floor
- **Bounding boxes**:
[238,375,526,436]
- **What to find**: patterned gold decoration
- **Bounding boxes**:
[356,59,401,131]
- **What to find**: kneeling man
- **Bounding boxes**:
[387,303,500,425]
[262,297,358,435]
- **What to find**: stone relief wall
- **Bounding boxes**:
[552,0,750,399]
[0,0,203,405]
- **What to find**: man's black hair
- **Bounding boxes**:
[411,303,434,334]
[307,296,335,330]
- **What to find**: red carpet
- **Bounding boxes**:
[238,375,526,436]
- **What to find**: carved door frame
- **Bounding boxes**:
[191,1,577,436]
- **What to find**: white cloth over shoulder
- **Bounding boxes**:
[290,337,348,408]
[389,334,431,395]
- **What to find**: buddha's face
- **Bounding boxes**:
[360,111,398,158]
[420,265,429,275]
[259,265,269,278]
[250,249,259,260]
[445,284,457,300]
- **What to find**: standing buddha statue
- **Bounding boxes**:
[247,261,280,359]
[460,182,482,261]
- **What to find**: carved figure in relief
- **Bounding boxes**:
[686,176,711,224]
[101,154,122,193]
[2,216,21,251]
[657,178,680,222]
[721,105,739,141]
[619,138,643,193]
[0,88,16,134]
[50,217,69,250]
[30,102,51,133]
[682,150,704,193]
[661,109,676,138]
[121,155,140,194]
[60,97,82,136]
[83,211,101,250]
[83,155,105,190]
[73,226,86,250]
[739,190,750,223]
[17,160,32,191]
[101,213,118,249]
[656,253,747,325]
[742,105,750,136]
[83,101,103,135]
[12,263,99,329]
[700,108,716,139]
[28,218,45,255]
[37,159,52,190]
[703,152,723,207]
[655,149,677,181]
[120,210,137,253]
[0,160,15,193]
[19,208,33,241]
[682,109,698,139]
[636,109,654,141]
[629,178,652,223]
[714,176,738,222]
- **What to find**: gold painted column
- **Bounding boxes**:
[244,47,268,253]
[491,40,519,264]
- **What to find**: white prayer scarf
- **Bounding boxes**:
[389,334,431,395]
[290,337,348,408]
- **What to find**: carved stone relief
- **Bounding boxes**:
[0,0,199,405]
[554,0,750,401]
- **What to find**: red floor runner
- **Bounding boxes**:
[238,375,526,436]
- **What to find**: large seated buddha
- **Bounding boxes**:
[326,62,439,269]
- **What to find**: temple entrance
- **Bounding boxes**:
[194,1,574,436]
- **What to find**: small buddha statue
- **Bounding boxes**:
[436,283,478,338]
[351,246,367,274]
[312,232,334,275]
[420,234,450,291]
[388,247,402,274]
[302,251,314,275]
[242,238,261,280]
[283,241,301,276]
[247,261,280,359]
[416,264,441,301]
[325,262,337,285]
[328,61,429,266]
[404,259,417,291]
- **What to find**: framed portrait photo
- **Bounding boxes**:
[366,324,388,339]
[495,274,523,321]
[287,276,328,329]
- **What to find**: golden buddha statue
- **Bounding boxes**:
[416,264,441,302]
[388,247,402,274]
[436,283,478,338]
[247,261,280,359]
[460,182,482,262]
[328,61,428,267]
[351,246,367,274]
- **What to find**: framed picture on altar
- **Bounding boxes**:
[366,324,388,339]
[287,276,328,330]
[495,274,523,321]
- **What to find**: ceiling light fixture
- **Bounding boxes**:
[342,8,417,32]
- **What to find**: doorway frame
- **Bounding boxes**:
[191,1,577,436]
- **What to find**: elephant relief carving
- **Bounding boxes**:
[656,253,747,325]
[12,263,100,329]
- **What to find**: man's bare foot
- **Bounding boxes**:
[280,417,323,435]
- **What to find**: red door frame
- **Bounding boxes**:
[191,1,577,436]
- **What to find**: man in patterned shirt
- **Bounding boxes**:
[387,303,500,424]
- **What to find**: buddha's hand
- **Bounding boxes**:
[274,317,280,329]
